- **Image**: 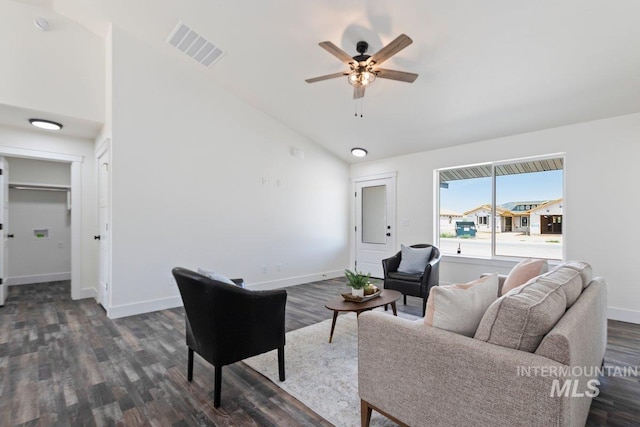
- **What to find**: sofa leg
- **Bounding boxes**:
[361,399,372,427]
[214,365,222,408]
[187,348,194,382]
[278,346,285,381]
[403,294,407,305]
[422,297,427,317]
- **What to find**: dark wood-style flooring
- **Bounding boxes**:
[0,279,638,426]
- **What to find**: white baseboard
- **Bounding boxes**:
[7,272,71,286]
[105,270,344,319]
[608,307,640,324]
[107,296,183,319]
[74,287,97,300]
[246,270,344,291]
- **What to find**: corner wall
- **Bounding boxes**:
[106,27,350,317]
[351,113,640,323]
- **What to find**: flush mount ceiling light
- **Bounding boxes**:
[351,148,368,157]
[29,119,63,130]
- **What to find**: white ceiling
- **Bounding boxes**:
[37,1,640,161]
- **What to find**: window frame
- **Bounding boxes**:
[435,153,565,261]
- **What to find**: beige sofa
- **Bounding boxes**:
[358,261,607,427]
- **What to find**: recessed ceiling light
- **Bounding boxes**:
[29,119,63,130]
[351,148,368,157]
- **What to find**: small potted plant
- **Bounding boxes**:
[345,269,371,297]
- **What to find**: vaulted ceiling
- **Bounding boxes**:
[14,0,640,162]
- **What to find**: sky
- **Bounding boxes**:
[440,170,563,213]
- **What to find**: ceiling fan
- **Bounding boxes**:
[305,34,418,99]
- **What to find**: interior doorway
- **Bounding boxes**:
[6,157,71,288]
[0,157,8,305]
[0,146,83,300]
[354,173,397,278]
[96,140,111,309]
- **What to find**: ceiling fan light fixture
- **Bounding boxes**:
[351,148,368,157]
[347,68,376,87]
[29,119,63,130]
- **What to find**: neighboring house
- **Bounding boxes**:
[463,200,563,234]
[464,204,512,233]
[439,208,463,232]
[528,198,564,235]
[499,201,546,233]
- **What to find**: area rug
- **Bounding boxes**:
[244,310,418,426]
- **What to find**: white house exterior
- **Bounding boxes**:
[439,208,463,232]
[529,199,563,235]
[461,199,563,235]
[463,204,511,233]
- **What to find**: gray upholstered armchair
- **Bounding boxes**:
[382,244,441,316]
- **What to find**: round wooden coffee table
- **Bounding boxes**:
[324,289,402,343]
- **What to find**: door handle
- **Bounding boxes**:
[7,234,14,238]
[386,233,391,236]
[94,235,101,240]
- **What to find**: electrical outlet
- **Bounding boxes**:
[261,265,268,274]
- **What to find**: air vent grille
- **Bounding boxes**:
[167,21,225,67]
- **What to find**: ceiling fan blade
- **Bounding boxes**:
[353,86,365,99]
[370,34,413,66]
[375,68,419,83]
[305,72,348,83]
[319,41,355,64]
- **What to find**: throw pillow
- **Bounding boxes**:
[197,268,237,286]
[501,258,548,295]
[397,245,433,275]
[424,273,499,337]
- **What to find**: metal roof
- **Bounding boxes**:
[439,158,563,182]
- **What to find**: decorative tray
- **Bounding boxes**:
[341,290,381,303]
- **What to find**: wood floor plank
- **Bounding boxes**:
[0,279,638,426]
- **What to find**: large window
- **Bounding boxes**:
[437,156,563,260]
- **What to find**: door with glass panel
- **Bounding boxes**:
[355,176,396,278]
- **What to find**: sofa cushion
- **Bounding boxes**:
[535,266,583,308]
[474,277,567,352]
[387,271,422,282]
[424,273,499,337]
[558,260,593,288]
[397,244,432,275]
[501,258,549,295]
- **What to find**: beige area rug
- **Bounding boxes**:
[244,310,419,427]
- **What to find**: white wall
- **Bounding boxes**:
[0,125,98,298]
[105,27,350,318]
[0,0,104,122]
[8,188,71,284]
[351,113,640,324]
[7,157,70,186]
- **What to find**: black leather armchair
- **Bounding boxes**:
[382,244,441,316]
[172,267,287,408]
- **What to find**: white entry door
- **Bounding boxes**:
[354,175,396,278]
[97,146,111,308]
[0,157,8,305]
